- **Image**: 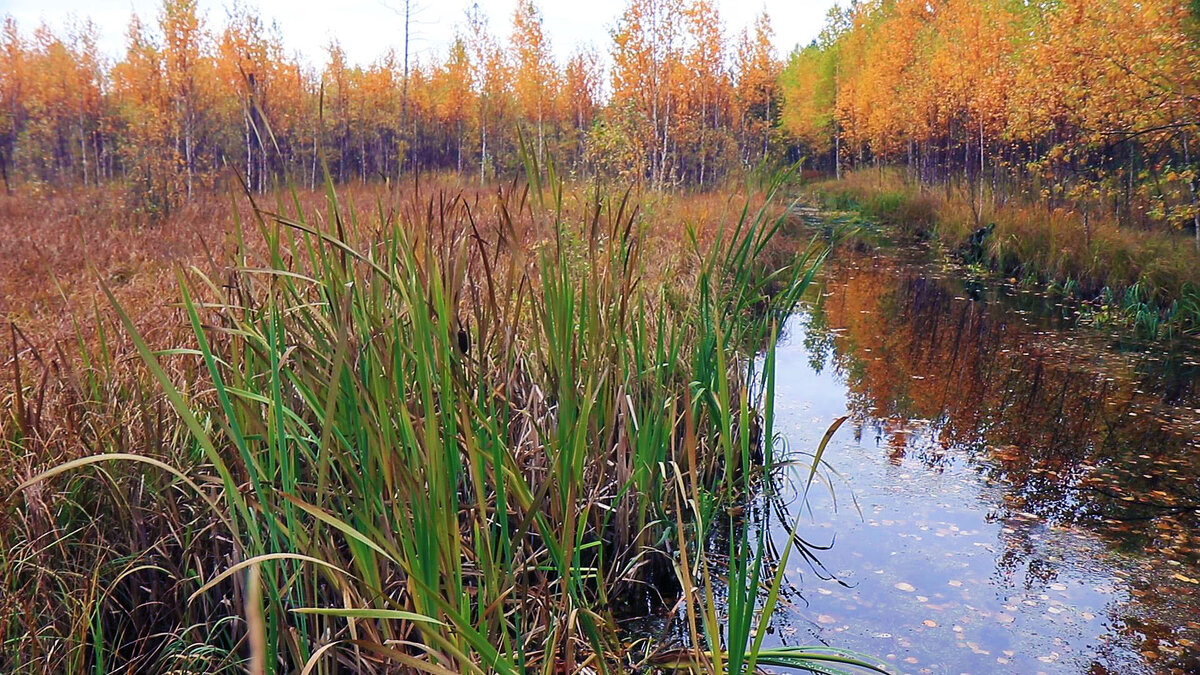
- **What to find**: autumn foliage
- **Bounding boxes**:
[0,0,785,208]
[780,0,1200,238]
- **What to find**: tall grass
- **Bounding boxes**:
[2,164,885,673]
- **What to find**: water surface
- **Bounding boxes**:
[759,244,1200,674]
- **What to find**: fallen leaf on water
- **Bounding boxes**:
[947,580,962,587]
[817,614,836,624]
[923,620,938,627]
[894,582,916,592]
[1172,573,1199,584]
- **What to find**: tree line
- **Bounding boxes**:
[780,0,1200,237]
[0,0,785,213]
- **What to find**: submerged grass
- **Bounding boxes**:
[2,163,886,673]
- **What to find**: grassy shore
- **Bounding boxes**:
[1,170,885,673]
[808,170,1200,338]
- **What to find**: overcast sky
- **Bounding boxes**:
[5,0,840,69]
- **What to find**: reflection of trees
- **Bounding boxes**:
[813,251,1200,552]
[807,249,1200,672]
[800,294,835,375]
[779,250,1200,671]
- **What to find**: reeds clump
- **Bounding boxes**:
[3,167,885,673]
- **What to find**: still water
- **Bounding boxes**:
[757,245,1200,674]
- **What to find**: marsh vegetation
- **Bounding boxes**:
[0,163,893,673]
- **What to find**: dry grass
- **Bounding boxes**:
[0,176,771,350]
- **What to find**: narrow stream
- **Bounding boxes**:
[757,244,1200,674]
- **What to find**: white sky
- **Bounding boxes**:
[4,0,839,69]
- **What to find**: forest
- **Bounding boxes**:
[0,0,782,213]
[781,0,1200,240]
[5,0,1197,240]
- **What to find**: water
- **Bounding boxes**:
[756,245,1200,674]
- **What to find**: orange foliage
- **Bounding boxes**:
[1,0,787,194]
[781,0,1200,235]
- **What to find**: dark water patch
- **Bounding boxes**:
[756,246,1200,674]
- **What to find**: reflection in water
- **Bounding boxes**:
[763,246,1200,674]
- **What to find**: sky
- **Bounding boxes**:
[4,0,840,69]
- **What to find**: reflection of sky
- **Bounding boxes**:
[756,312,1188,674]
[774,316,849,420]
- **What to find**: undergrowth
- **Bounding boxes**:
[808,169,1200,339]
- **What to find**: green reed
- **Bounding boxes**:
[5,160,886,673]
